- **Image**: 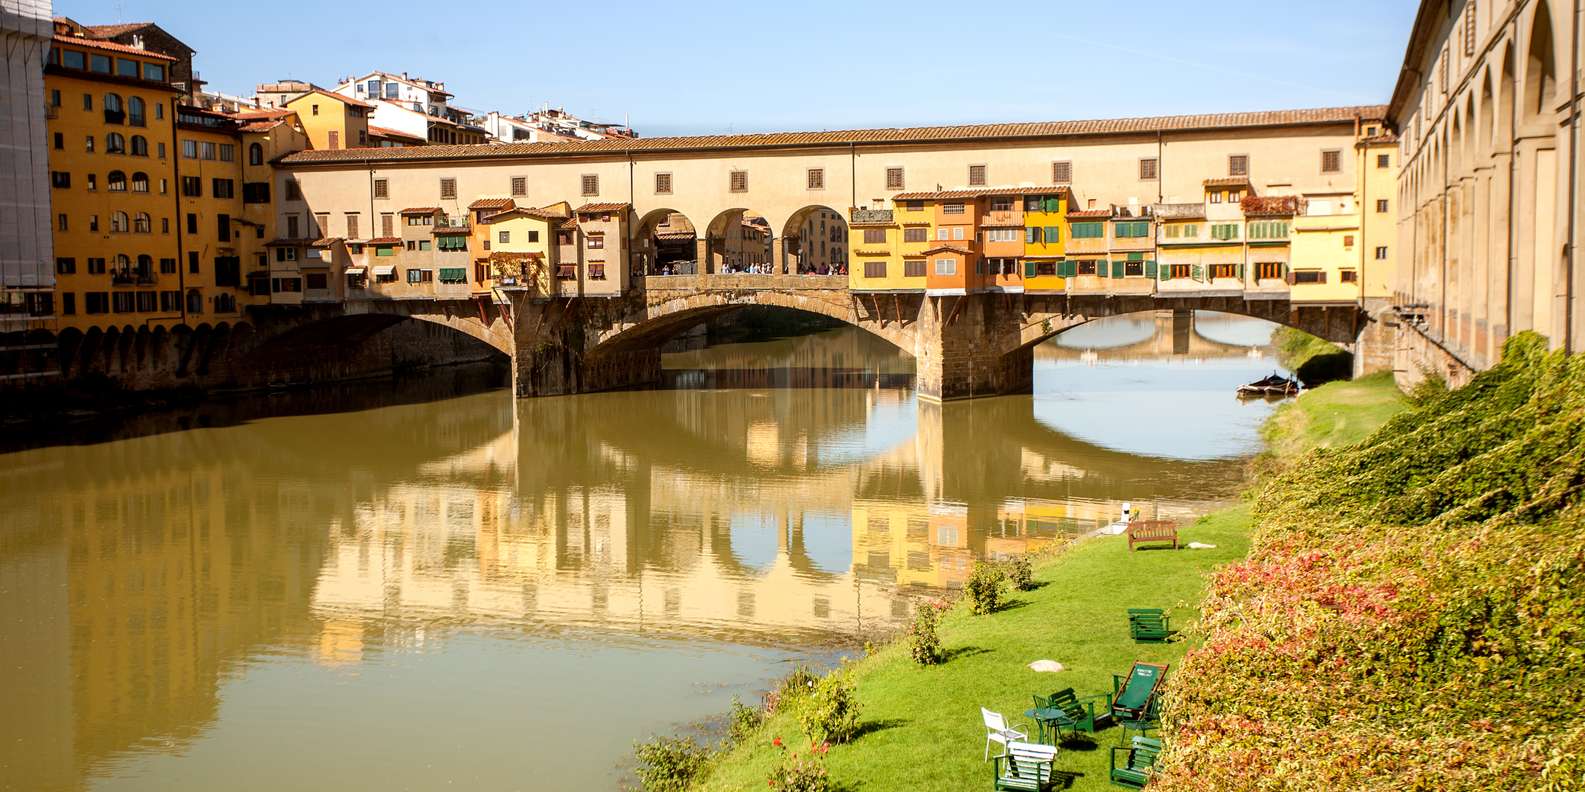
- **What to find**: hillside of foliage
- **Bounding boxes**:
[1156,333,1585,790]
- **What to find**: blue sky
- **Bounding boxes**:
[57,0,1418,137]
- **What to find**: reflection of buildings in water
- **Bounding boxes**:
[1041,311,1274,362]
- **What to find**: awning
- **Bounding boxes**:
[372,265,396,277]
[345,267,367,276]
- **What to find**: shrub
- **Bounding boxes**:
[1003,553,1035,591]
[908,601,945,665]
[797,672,860,745]
[727,695,762,746]
[964,559,1005,615]
[766,739,831,792]
[633,735,708,792]
[765,665,819,715]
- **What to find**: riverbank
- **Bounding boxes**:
[653,374,1408,790]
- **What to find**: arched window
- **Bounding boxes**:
[186,290,204,315]
[128,96,145,126]
[104,92,124,123]
[134,212,151,233]
[130,135,148,156]
[136,254,153,275]
[111,211,129,232]
[131,172,149,192]
[114,254,131,272]
[248,142,264,166]
[106,133,125,154]
[107,170,126,191]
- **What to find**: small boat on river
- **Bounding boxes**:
[1237,373,1300,398]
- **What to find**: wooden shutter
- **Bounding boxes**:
[511,176,526,196]
[730,170,748,192]
[1237,263,1245,280]
[1097,261,1108,278]
[440,178,456,199]
[885,167,904,190]
[581,174,598,196]
[328,130,339,149]
[655,173,672,194]
[1191,264,1204,282]
[968,164,986,186]
[1145,260,1157,279]
[373,178,388,199]
[1052,161,1072,183]
[807,168,823,190]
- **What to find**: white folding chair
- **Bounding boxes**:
[981,707,1029,761]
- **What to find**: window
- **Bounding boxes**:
[586,235,605,249]
[1375,246,1389,260]
[933,258,956,276]
[1254,262,1284,280]
[581,174,599,196]
[160,258,176,274]
[1209,263,1238,280]
[1292,269,1325,284]
[130,135,147,156]
[1139,157,1158,180]
[243,182,270,203]
[249,143,263,165]
[1209,191,1223,204]
[1052,160,1072,183]
[311,103,319,116]
[901,259,926,277]
[885,167,904,190]
[107,170,127,192]
[968,164,986,186]
[407,268,433,284]
[984,228,1018,242]
[498,230,510,244]
[134,212,151,233]
[53,132,62,150]
[990,198,1013,212]
[510,176,527,196]
[1114,221,1150,238]
[181,176,201,197]
[380,213,394,236]
[286,214,299,238]
[90,215,99,231]
[217,144,235,162]
[56,257,76,274]
[144,62,165,81]
[51,171,70,189]
[1340,269,1359,283]
[57,213,68,231]
[525,230,540,243]
[112,291,135,314]
[373,178,388,199]
[861,228,886,245]
[806,168,824,190]
[1343,234,1356,248]
[1070,222,1104,239]
[89,54,110,74]
[157,142,165,158]
[87,258,106,274]
[61,50,85,70]
[103,92,123,123]
[85,292,109,314]
[181,139,197,158]
[903,227,927,243]
[346,213,360,238]
[60,293,75,316]
[106,133,125,154]
[864,261,887,278]
[655,172,672,194]
[201,142,216,160]
[1377,153,1391,168]
[285,180,301,200]
[212,178,234,199]
[1376,199,1389,213]
[439,267,467,284]
[729,170,748,192]
[276,247,298,262]
[1321,149,1342,173]
[115,58,138,79]
[943,203,965,215]
[1210,223,1240,241]
[417,240,431,251]
[440,177,457,199]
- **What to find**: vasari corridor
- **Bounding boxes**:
[2,1,1584,790]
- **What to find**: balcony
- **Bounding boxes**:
[111,270,155,286]
[850,208,894,225]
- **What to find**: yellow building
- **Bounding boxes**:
[46,31,184,330]
[283,89,372,151]
[1289,193,1360,302]
[847,207,906,290]
[174,105,264,318]
[1021,190,1070,293]
[483,204,562,297]
[1355,127,1397,301]
[235,108,311,298]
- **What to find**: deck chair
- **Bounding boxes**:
[1108,736,1162,789]
[982,707,1029,761]
[1110,662,1168,724]
[1039,687,1112,738]
[994,741,1059,791]
[1118,694,1161,743]
[1127,608,1170,643]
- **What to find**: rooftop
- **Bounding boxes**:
[280,105,1388,166]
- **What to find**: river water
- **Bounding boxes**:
[0,311,1288,791]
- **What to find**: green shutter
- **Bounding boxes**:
[1026,227,1038,244]
[1111,260,1125,278]
[1128,251,1144,262]
[1192,264,1204,282]
[1145,260,1158,278]
[1044,198,1058,212]
[1238,263,1246,279]
[1025,260,1036,278]
[1061,260,1075,278]
[1159,263,1171,281]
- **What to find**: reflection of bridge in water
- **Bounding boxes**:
[1041,311,1272,361]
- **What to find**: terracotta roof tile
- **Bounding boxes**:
[1065,208,1113,218]
[289,88,374,110]
[399,207,442,215]
[1241,195,1301,217]
[51,34,177,60]
[370,125,426,142]
[311,237,343,248]
[81,22,154,38]
[921,244,972,256]
[433,226,470,234]
[280,105,1389,166]
[893,186,1074,201]
[468,197,515,210]
[1203,177,1252,188]
[367,237,402,245]
[575,202,630,214]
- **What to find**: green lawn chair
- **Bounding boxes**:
[1110,661,1168,726]
[1118,694,1161,743]
[993,741,1059,791]
[1109,736,1161,789]
[1040,688,1112,738]
[1127,608,1170,643]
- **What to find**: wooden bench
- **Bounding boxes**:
[994,741,1059,791]
[1125,520,1178,551]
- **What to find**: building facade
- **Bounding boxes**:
[1388,0,1585,384]
[2,0,55,332]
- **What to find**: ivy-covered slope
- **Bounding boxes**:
[1156,333,1585,791]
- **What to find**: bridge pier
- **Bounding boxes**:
[914,294,1033,402]
[509,296,665,398]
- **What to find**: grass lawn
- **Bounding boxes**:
[696,507,1253,791]
[1260,372,1405,460]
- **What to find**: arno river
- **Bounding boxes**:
[0,311,1289,791]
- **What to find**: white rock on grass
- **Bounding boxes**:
[1027,660,1065,673]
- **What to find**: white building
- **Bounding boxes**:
[477,105,636,145]
[335,70,487,144]
[1,0,55,329]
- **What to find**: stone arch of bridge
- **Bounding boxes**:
[250,301,515,361]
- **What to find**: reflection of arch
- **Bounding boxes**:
[632,208,697,275]
[780,205,848,275]
[705,208,773,273]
